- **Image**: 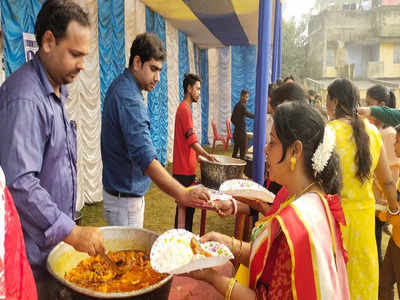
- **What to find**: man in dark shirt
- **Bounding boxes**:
[0,1,106,298]
[101,34,210,227]
[231,89,255,159]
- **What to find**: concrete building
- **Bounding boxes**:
[305,0,400,103]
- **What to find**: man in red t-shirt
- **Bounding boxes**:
[173,73,216,231]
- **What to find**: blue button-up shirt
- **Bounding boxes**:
[101,69,157,196]
[0,54,76,278]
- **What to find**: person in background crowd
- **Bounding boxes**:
[358,102,400,127]
[0,1,107,298]
[0,166,37,299]
[265,83,276,145]
[189,102,350,300]
[365,84,399,265]
[231,89,254,160]
[216,82,307,217]
[307,89,316,105]
[315,94,323,109]
[376,124,400,300]
[173,73,216,232]
[326,79,399,299]
[283,75,294,83]
[101,33,210,227]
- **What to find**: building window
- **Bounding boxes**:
[394,45,400,64]
[327,48,335,67]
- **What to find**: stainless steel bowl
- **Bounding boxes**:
[199,155,246,189]
[47,227,173,299]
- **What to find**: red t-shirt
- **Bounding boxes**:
[173,101,198,175]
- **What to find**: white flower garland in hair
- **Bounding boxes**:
[311,125,336,177]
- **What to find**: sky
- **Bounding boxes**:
[282,0,316,21]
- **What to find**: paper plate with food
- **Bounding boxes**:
[219,179,274,204]
[150,229,233,275]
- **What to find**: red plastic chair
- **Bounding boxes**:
[211,120,227,153]
[225,120,233,151]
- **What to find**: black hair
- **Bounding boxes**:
[274,102,342,194]
[328,79,371,182]
[270,82,307,109]
[129,33,166,67]
[395,124,400,134]
[240,89,249,98]
[367,84,396,108]
[268,83,276,97]
[283,75,295,83]
[183,73,201,94]
[35,0,90,48]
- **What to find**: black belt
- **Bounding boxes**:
[104,188,141,198]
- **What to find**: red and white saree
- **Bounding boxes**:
[249,192,349,300]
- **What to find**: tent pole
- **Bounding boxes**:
[251,0,273,223]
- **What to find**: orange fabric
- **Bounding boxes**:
[173,101,198,175]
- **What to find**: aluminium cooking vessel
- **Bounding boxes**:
[199,155,246,189]
[47,227,173,299]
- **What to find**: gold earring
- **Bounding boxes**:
[290,157,296,171]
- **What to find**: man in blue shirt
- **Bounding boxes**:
[101,33,210,226]
[0,1,105,298]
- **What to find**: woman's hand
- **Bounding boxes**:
[213,199,234,217]
[186,268,217,283]
[250,199,271,216]
[200,231,231,248]
[357,107,371,118]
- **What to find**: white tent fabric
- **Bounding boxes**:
[217,47,232,137]
[65,0,102,208]
[207,48,218,143]
[166,22,179,163]
[187,37,202,144]
[124,0,147,105]
[207,47,233,142]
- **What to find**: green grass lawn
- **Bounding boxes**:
[81,144,235,237]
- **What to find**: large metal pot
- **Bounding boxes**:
[199,155,246,189]
[47,227,173,299]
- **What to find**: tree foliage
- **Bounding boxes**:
[281,18,307,82]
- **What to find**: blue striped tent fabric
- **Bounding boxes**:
[199,49,209,146]
[1,0,41,77]
[178,30,189,102]
[231,45,257,133]
[98,0,125,112]
[146,7,169,165]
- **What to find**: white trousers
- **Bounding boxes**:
[102,189,145,228]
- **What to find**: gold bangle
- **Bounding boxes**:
[231,236,235,253]
[236,239,243,263]
[225,278,236,300]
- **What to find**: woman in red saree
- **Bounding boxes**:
[0,166,37,299]
[190,102,350,299]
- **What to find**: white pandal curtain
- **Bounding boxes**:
[217,46,232,137]
[207,47,232,143]
[208,48,218,143]
[187,37,202,143]
[166,21,179,163]
[125,0,147,105]
[66,0,102,209]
